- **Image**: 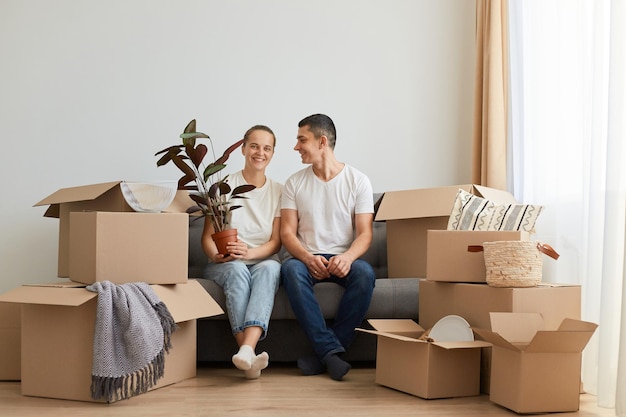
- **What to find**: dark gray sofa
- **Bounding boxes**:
[190,194,421,363]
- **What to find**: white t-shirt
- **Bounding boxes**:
[226,170,283,262]
[281,164,373,254]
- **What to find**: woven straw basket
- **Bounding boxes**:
[481,241,559,288]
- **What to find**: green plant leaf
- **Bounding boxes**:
[204,163,226,180]
[184,119,197,134]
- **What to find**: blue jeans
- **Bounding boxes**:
[204,259,281,340]
[281,255,376,361]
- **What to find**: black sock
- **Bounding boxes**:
[324,354,351,381]
[297,356,325,376]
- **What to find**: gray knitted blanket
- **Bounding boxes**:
[86,281,177,402]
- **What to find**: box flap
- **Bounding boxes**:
[356,328,427,343]
[472,327,521,351]
[0,285,96,307]
[558,318,599,332]
[367,319,425,335]
[151,280,223,322]
[525,330,596,353]
[489,312,544,343]
[374,185,471,221]
[432,340,492,349]
[34,181,122,207]
[472,185,519,204]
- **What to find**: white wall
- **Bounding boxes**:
[0,0,476,293]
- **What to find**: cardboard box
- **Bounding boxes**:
[418,279,581,330]
[418,279,582,394]
[0,302,21,381]
[474,313,597,413]
[357,319,491,399]
[426,230,530,282]
[0,280,223,402]
[34,182,194,278]
[69,211,188,285]
[375,184,517,278]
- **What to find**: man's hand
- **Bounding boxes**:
[307,255,330,280]
[327,254,354,278]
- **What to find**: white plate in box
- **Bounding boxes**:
[429,315,474,342]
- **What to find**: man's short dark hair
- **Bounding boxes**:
[298,114,336,149]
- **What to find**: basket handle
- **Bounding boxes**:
[467,242,560,260]
[537,242,560,260]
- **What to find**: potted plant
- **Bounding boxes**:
[155,119,255,254]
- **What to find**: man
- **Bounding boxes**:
[280,114,376,381]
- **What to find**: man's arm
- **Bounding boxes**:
[327,212,374,277]
[280,208,330,279]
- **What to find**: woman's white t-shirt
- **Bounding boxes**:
[227,170,283,262]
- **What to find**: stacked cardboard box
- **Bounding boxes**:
[373,184,593,413]
[0,182,224,402]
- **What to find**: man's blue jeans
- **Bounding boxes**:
[204,259,281,340]
[281,255,376,361]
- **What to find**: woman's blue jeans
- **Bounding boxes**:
[281,255,376,361]
[204,259,281,340]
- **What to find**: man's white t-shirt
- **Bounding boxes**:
[281,164,373,254]
[227,170,283,262]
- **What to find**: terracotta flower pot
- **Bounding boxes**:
[212,229,238,256]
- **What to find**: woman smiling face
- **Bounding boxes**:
[242,128,275,172]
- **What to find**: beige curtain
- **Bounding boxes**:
[472,0,509,190]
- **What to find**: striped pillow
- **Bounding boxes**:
[447,189,495,231]
[488,203,544,232]
[447,188,544,232]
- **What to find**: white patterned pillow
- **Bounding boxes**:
[488,203,544,232]
[447,188,496,231]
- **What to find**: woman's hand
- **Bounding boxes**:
[225,239,249,260]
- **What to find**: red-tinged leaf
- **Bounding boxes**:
[229,205,243,212]
[230,195,250,200]
[155,145,184,157]
[189,193,207,206]
[189,144,208,168]
[214,139,244,165]
[186,206,203,215]
[218,182,231,196]
[208,183,220,199]
[231,184,256,196]
[172,155,195,178]
[177,173,196,189]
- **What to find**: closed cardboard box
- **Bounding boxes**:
[418,280,581,330]
[375,185,517,278]
[426,230,530,282]
[474,313,597,413]
[69,211,188,285]
[0,302,21,381]
[0,280,223,402]
[357,319,490,399]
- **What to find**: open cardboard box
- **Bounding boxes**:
[357,319,490,399]
[68,211,188,285]
[375,184,518,278]
[473,313,597,413]
[0,279,223,402]
[34,182,194,277]
[426,230,531,283]
[418,279,582,394]
[0,302,21,381]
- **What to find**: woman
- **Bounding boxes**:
[202,125,283,379]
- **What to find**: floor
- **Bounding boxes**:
[0,364,616,417]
